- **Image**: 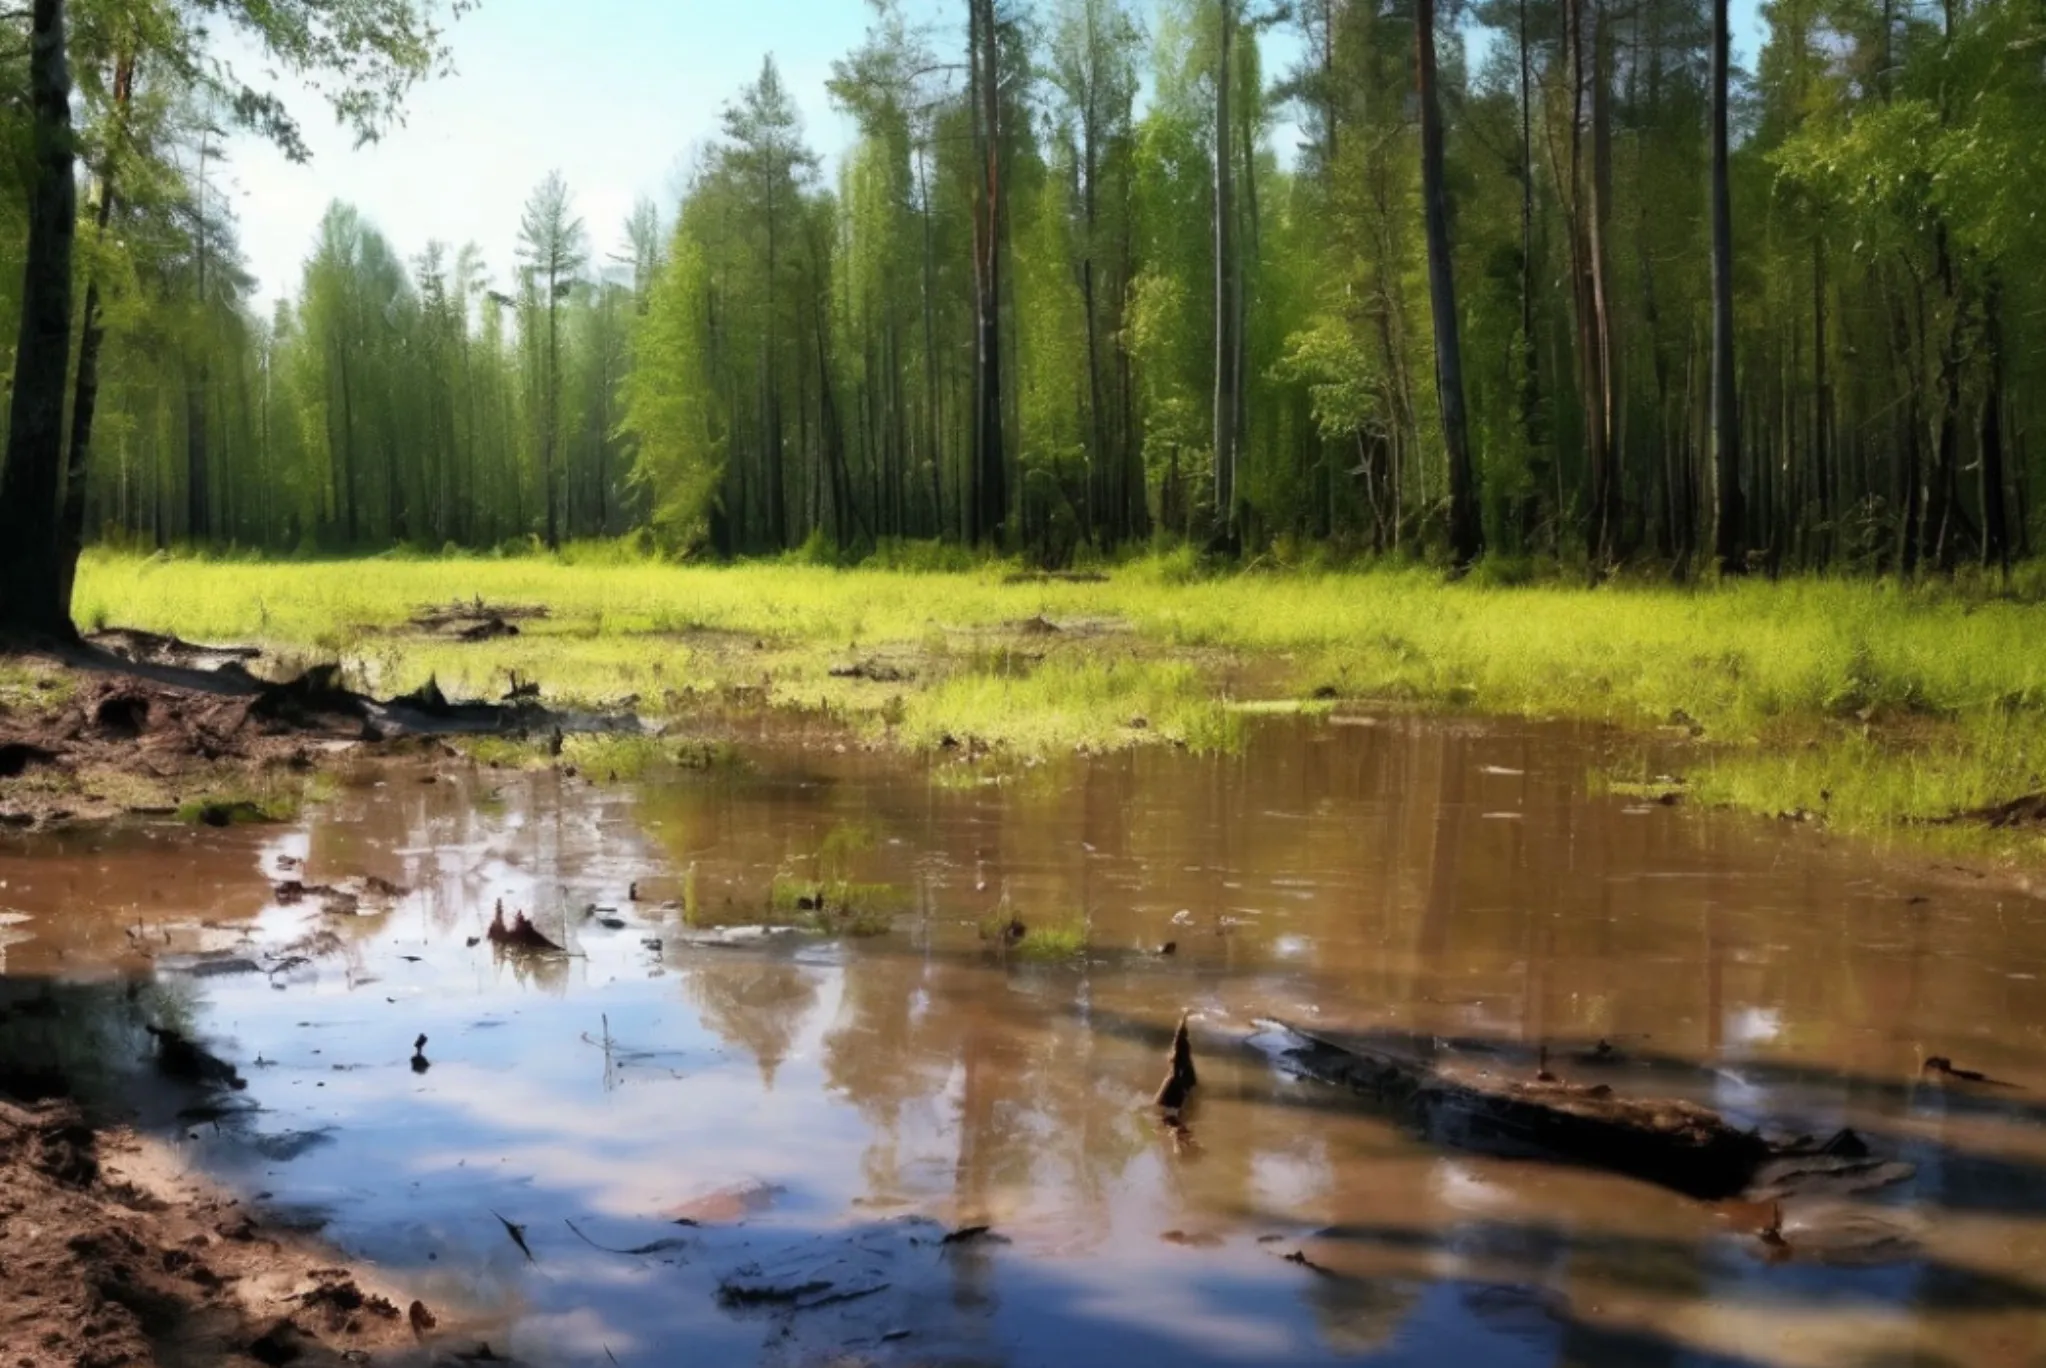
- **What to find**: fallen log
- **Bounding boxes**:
[1259,1018,1778,1200]
[406,599,551,637]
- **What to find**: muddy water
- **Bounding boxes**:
[5,716,2046,1367]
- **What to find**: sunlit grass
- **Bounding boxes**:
[559,733,737,780]
[172,772,319,826]
[0,657,74,712]
[1014,917,1092,961]
[65,547,2046,851]
[768,875,904,937]
[456,735,554,769]
[895,655,1239,754]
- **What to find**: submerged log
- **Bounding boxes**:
[1261,1018,1773,1200]
[1922,1055,2020,1088]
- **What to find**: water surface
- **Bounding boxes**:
[3,716,2045,1367]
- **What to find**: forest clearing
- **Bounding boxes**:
[7,0,2046,1359]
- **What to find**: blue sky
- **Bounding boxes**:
[222,0,1769,311]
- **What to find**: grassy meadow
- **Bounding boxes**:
[67,547,2046,862]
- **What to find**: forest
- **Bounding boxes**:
[3,0,2045,633]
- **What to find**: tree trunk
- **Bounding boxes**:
[1888,284,1921,575]
[1980,273,2009,573]
[917,149,944,537]
[1211,0,1238,547]
[1810,237,1831,562]
[764,189,787,549]
[187,128,215,542]
[1928,229,1964,572]
[1709,0,1741,574]
[1516,0,1541,462]
[57,51,135,613]
[1586,0,1618,564]
[1417,0,1482,567]
[969,0,1008,545]
[542,271,561,550]
[186,362,211,541]
[0,0,79,638]
[1081,106,1108,549]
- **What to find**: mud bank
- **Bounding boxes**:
[0,1094,452,1367]
[0,632,638,829]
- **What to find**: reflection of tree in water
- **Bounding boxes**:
[1006,983,1153,1226]
[816,936,1159,1236]
[0,974,197,1104]
[685,955,820,1087]
[951,972,1156,1243]
[821,953,954,1195]
[488,944,575,997]
[1303,1272,1423,1355]
[300,770,516,945]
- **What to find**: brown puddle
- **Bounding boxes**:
[3,714,2046,1366]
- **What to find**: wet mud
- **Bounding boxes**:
[0,643,637,828]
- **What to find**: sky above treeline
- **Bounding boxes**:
[217,0,1769,312]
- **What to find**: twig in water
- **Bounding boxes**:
[490,1210,536,1263]
[562,1218,693,1256]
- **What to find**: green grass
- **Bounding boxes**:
[897,655,1240,754]
[560,733,738,780]
[63,547,2046,861]
[1013,917,1092,961]
[173,779,308,826]
[456,735,555,769]
[0,657,74,712]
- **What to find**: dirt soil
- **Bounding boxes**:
[0,660,353,829]
[0,1094,442,1367]
[1,631,634,830]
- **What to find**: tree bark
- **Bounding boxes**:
[1211,0,1238,547]
[1709,0,1742,574]
[0,0,79,639]
[188,128,214,542]
[1516,0,1540,456]
[1586,0,1618,564]
[58,48,137,614]
[1980,273,2010,573]
[1810,237,1830,563]
[968,0,1008,545]
[544,268,561,548]
[1417,0,1482,567]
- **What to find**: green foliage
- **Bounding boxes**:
[1014,917,1091,960]
[15,0,2046,593]
[623,237,724,548]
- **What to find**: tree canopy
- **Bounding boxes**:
[7,0,2046,585]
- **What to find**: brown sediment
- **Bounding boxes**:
[84,627,263,674]
[0,640,636,829]
[0,1094,431,1366]
[0,666,333,828]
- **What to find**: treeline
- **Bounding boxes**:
[6,0,2046,615]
